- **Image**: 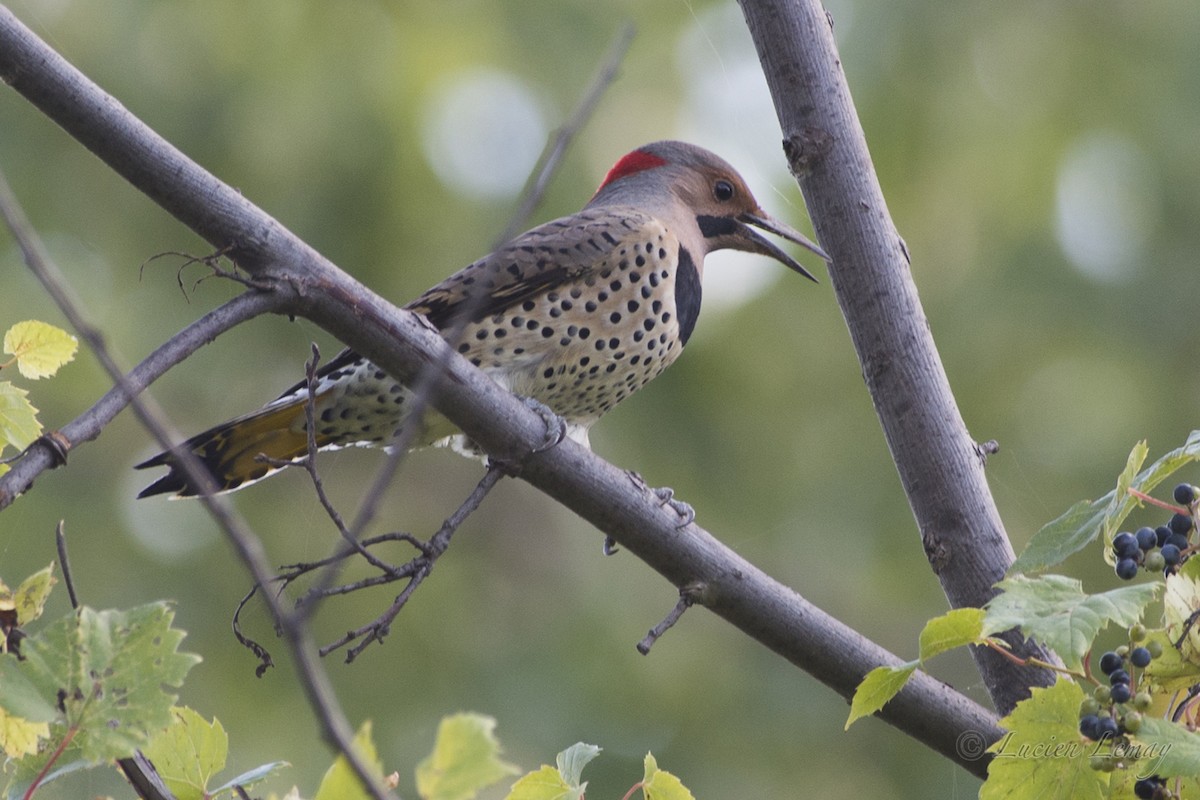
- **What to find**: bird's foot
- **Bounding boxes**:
[625,470,695,529]
[519,396,567,454]
[487,397,566,476]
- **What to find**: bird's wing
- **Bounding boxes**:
[407,206,657,328]
[275,207,657,400]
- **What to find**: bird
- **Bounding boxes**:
[136,140,827,498]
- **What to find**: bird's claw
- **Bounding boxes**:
[653,486,695,528]
[488,397,565,476]
[625,471,694,527]
[520,396,566,454]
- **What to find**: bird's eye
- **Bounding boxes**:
[713,179,735,202]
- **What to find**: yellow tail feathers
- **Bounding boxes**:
[136,399,323,498]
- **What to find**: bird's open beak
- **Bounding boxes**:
[739,211,828,283]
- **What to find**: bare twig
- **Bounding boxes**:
[494,21,635,246]
[317,464,505,660]
[116,752,178,800]
[637,591,695,655]
[54,521,79,610]
[0,169,398,800]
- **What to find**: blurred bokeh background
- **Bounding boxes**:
[2,1,1198,797]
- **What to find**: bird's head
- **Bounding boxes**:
[589,140,827,281]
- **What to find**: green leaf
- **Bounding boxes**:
[142,707,229,800]
[505,766,575,800]
[0,706,49,758]
[8,604,200,764]
[555,743,599,788]
[641,753,694,800]
[1132,717,1200,777]
[845,662,918,730]
[982,574,1160,669]
[1164,557,1200,667]
[981,678,1105,800]
[12,563,56,626]
[0,381,41,452]
[415,713,520,800]
[314,720,385,800]
[918,608,985,662]
[4,604,199,797]
[1142,631,1200,694]
[0,656,58,722]
[3,320,78,380]
[1011,433,1200,573]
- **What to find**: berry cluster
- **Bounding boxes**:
[1112,484,1196,581]
[1134,775,1168,800]
[1079,626,1165,778]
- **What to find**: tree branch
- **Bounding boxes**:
[735,0,1059,713]
[0,5,1005,775]
[0,168,398,800]
[0,284,281,508]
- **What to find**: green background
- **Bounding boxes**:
[2,1,1198,797]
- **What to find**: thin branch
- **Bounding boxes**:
[493,21,635,246]
[0,286,283,508]
[637,592,694,655]
[0,167,399,800]
[316,465,505,660]
[54,521,79,610]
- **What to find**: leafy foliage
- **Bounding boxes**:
[1,320,77,380]
[415,713,519,800]
[1011,434,1200,574]
[639,753,694,800]
[312,720,392,800]
[982,575,1160,670]
[981,679,1105,800]
[846,434,1200,798]
[846,608,985,728]
[0,567,202,797]
[0,320,75,476]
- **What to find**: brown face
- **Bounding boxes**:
[677,162,826,281]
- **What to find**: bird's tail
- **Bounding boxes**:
[135,399,326,498]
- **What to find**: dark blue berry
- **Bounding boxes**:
[1170,512,1193,535]
[1134,778,1157,799]
[1099,651,1124,675]
[1162,543,1182,566]
[1097,716,1120,740]
[1130,647,1152,668]
[1079,714,1102,740]
[1110,683,1131,704]
[1110,669,1131,686]
[1113,532,1140,559]
[1116,558,1139,580]
[1168,532,1190,551]
[1156,525,1172,547]
[1175,483,1196,505]
[1136,527,1158,551]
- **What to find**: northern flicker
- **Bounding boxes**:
[137,141,826,498]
